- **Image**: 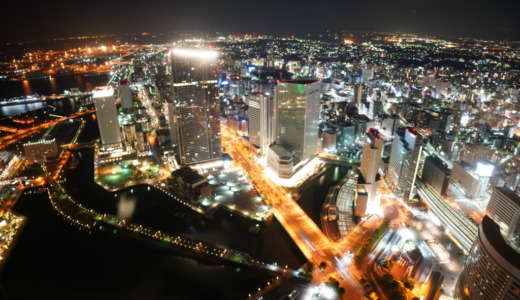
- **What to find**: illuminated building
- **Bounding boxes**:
[387,127,423,200]
[93,86,122,149]
[358,128,384,214]
[118,83,133,109]
[457,216,520,300]
[422,155,451,196]
[23,139,59,163]
[354,83,364,105]
[171,167,212,201]
[268,80,320,177]
[322,130,337,153]
[246,92,272,154]
[275,80,321,163]
[361,69,374,82]
[486,187,520,238]
[170,48,221,165]
[451,161,493,199]
[267,144,296,178]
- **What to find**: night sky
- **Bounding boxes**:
[1,0,518,42]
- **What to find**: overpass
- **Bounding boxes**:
[318,155,361,167]
[416,180,478,253]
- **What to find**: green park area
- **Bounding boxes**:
[97,160,162,189]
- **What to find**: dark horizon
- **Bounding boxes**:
[1,0,519,43]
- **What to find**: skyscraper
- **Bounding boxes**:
[93,86,121,149]
[358,128,384,214]
[170,48,221,165]
[457,216,520,300]
[388,127,423,200]
[118,82,133,109]
[360,128,384,185]
[246,92,272,155]
[275,80,321,163]
[486,187,520,238]
[267,80,321,178]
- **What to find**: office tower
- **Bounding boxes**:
[486,187,520,238]
[118,82,133,109]
[93,86,121,148]
[422,155,451,196]
[275,80,320,162]
[246,92,271,155]
[170,48,221,165]
[267,80,321,177]
[360,129,383,184]
[358,128,384,215]
[451,161,493,199]
[388,127,423,200]
[457,216,520,300]
[354,83,364,106]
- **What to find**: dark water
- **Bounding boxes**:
[0,74,108,99]
[0,96,90,118]
[2,191,272,300]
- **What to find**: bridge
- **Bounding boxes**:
[222,128,367,298]
[318,155,361,167]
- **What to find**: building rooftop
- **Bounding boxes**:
[480,215,520,271]
[280,79,320,85]
[426,155,452,174]
[172,167,206,184]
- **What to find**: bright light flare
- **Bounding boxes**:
[171,48,218,59]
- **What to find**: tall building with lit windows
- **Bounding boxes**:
[169,48,221,165]
[93,86,121,149]
[387,127,423,200]
[275,80,320,162]
[267,80,321,177]
[246,92,273,155]
[486,187,520,238]
[457,216,520,300]
[358,128,384,215]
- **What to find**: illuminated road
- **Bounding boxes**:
[222,129,366,299]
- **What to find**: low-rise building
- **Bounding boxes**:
[170,167,212,201]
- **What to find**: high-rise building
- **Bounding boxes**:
[354,83,364,106]
[422,155,451,196]
[486,187,520,238]
[457,216,520,300]
[274,80,321,163]
[170,48,221,165]
[358,128,384,216]
[360,128,384,185]
[118,83,133,109]
[451,161,493,199]
[388,127,423,200]
[93,86,121,148]
[267,80,321,177]
[246,92,272,155]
